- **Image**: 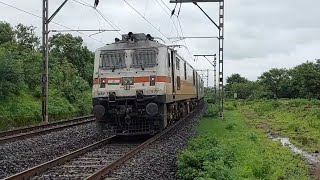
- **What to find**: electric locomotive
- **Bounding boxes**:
[92,32,204,135]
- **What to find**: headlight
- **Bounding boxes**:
[150,75,156,86]
[100,78,106,88]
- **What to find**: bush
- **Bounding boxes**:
[0,47,24,100]
[225,104,235,111]
[177,136,235,180]
[226,122,236,131]
[48,89,77,120]
[206,98,216,104]
[247,132,258,142]
[271,100,281,108]
[203,105,219,118]
[0,91,41,130]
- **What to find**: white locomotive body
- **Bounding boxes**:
[92,33,204,135]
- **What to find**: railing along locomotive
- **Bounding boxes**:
[92,32,204,135]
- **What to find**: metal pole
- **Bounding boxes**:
[169,0,225,118]
[214,55,217,95]
[42,0,49,123]
[218,0,224,119]
[206,69,209,87]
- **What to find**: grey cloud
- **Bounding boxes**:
[1,0,319,81]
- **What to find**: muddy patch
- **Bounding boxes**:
[270,135,320,180]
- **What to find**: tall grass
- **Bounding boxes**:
[177,106,310,180]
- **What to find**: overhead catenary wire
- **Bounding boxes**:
[95,9,122,36]
[73,0,122,32]
[154,0,181,40]
[0,0,194,61]
[143,0,150,17]
[71,0,123,36]
[176,16,194,62]
[72,0,92,8]
[159,0,193,62]
[0,1,106,45]
[159,0,171,11]
[153,0,194,62]
[123,0,171,43]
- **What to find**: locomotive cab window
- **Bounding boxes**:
[131,49,157,68]
[176,58,180,70]
[193,70,195,85]
[100,51,126,70]
[177,76,181,90]
[167,52,170,67]
[184,62,187,80]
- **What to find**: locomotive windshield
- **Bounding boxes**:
[131,49,157,68]
[100,51,126,70]
[99,49,158,70]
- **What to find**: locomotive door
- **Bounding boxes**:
[171,50,175,99]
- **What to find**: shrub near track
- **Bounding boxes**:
[177,103,310,180]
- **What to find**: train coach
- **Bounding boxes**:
[92,32,204,135]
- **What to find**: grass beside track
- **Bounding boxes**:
[0,91,92,131]
[239,99,320,153]
[177,104,310,180]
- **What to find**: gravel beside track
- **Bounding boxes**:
[107,104,207,180]
[0,122,109,179]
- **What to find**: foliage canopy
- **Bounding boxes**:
[0,21,93,130]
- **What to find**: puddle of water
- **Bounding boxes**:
[271,136,320,164]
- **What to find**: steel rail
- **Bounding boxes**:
[0,115,95,144]
[86,104,202,180]
[0,115,94,138]
[3,135,117,180]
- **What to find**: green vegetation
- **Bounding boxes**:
[240,99,320,153]
[0,21,93,130]
[177,104,311,180]
[225,60,320,99]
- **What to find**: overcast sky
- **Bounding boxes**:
[1,0,319,85]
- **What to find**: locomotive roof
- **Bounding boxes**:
[97,33,166,51]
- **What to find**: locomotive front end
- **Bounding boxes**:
[92,33,168,135]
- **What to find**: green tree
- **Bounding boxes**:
[225,74,250,98]
[230,82,255,99]
[21,51,42,90]
[0,21,15,44]
[289,61,320,99]
[15,24,40,49]
[226,73,249,85]
[0,48,23,99]
[49,33,94,85]
[50,59,90,103]
[258,68,292,98]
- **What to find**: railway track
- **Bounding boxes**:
[0,115,95,144]
[4,105,201,180]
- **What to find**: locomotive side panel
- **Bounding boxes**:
[165,51,198,102]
